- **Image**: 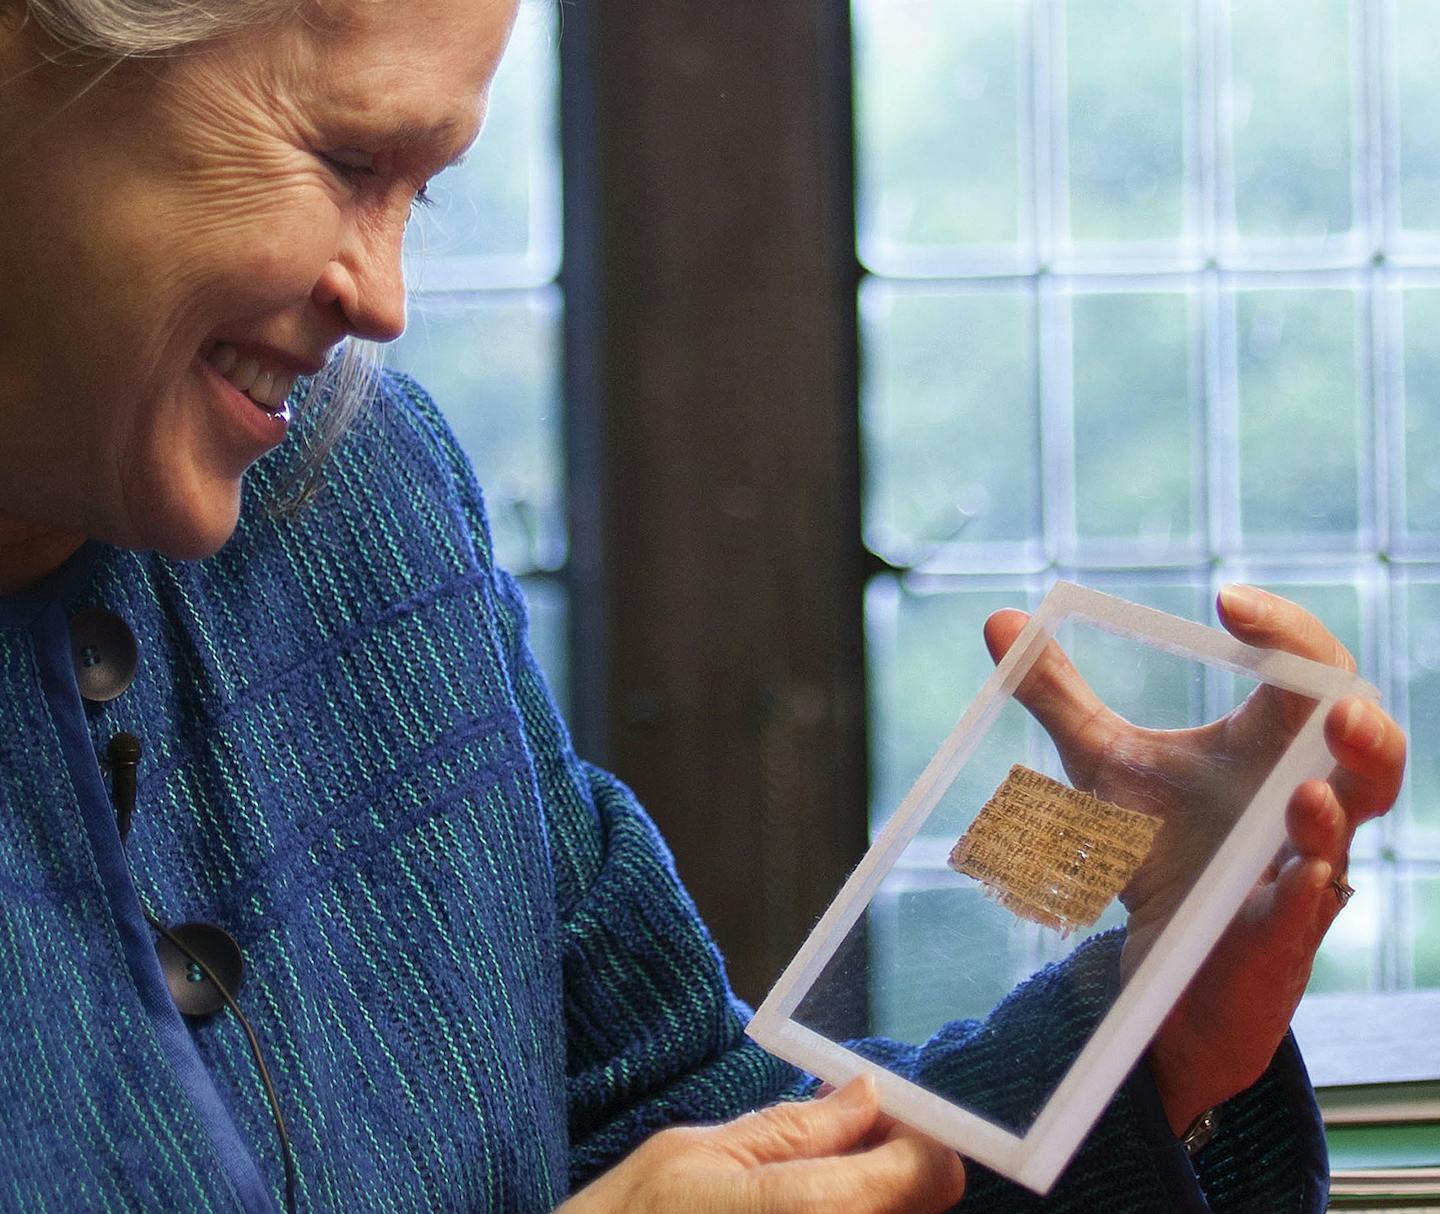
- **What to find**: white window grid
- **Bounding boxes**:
[857,0,1440,1078]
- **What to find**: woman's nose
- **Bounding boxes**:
[312,223,408,344]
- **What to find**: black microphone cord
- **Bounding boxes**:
[107,733,299,1214]
[140,907,298,1214]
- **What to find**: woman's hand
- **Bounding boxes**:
[556,1075,966,1214]
[984,585,1406,1135]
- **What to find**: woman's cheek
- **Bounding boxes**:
[235,207,345,301]
[172,168,342,295]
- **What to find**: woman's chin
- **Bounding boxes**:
[121,478,245,562]
[159,525,240,562]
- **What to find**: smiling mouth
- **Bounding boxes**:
[204,343,298,414]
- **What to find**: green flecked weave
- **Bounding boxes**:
[0,372,1326,1212]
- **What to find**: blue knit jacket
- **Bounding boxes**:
[0,372,1327,1212]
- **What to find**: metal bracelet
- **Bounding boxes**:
[1180,1106,1221,1156]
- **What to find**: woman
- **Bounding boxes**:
[0,0,1406,1211]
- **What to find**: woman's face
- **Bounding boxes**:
[0,0,516,559]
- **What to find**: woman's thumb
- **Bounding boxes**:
[711,1076,880,1164]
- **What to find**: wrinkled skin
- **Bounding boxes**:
[0,0,514,587]
[559,1077,968,1214]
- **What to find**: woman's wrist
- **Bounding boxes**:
[1148,1038,1223,1138]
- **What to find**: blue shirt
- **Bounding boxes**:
[0,372,1328,1212]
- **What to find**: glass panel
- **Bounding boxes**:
[854,0,1026,266]
[1071,291,1197,556]
[1058,579,1213,728]
[867,579,1032,832]
[1227,0,1354,243]
[388,290,566,575]
[1064,0,1188,244]
[797,613,1325,1137]
[1397,0,1440,234]
[861,285,1040,568]
[1401,578,1440,849]
[869,880,1039,1036]
[852,0,1420,1086]
[403,0,561,283]
[1235,288,1362,544]
[1400,288,1440,539]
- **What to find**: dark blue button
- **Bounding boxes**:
[155,922,245,1017]
[68,609,138,702]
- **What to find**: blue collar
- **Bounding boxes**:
[0,540,104,629]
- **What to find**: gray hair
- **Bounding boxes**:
[16,0,387,513]
[21,0,301,56]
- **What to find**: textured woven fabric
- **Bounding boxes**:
[0,371,1326,1212]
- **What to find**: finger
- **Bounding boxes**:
[1217,585,1360,738]
[984,609,1123,783]
[1216,585,1356,671]
[755,1133,966,1214]
[863,1111,913,1148]
[709,1076,880,1165]
[1223,852,1335,1044]
[1325,699,1407,824]
[1234,852,1333,968]
[1270,851,1339,947]
[1285,778,1347,863]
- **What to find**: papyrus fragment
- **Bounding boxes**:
[947,764,1161,936]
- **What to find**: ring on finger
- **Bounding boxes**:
[1330,875,1356,908]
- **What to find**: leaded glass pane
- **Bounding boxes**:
[854,0,1028,271]
[1235,287,1364,546]
[1063,0,1188,246]
[1400,288,1440,541]
[1397,0,1440,235]
[861,285,1040,568]
[1069,290,1198,560]
[1227,0,1355,246]
[866,578,1033,832]
[403,0,561,287]
[390,291,566,577]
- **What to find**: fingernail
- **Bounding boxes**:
[1342,700,1383,752]
[1309,859,1334,891]
[832,1074,874,1110]
[1220,584,1267,626]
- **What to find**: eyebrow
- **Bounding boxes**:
[351,115,475,170]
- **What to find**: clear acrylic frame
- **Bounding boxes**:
[747,582,1377,1195]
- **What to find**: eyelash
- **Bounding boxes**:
[320,154,436,212]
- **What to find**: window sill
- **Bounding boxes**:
[1295,991,1440,1088]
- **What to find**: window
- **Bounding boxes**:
[855,0,1440,1089]
[379,0,1435,1128]
[388,0,569,710]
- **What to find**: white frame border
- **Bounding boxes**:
[747,581,1376,1194]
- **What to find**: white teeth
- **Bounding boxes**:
[254,373,296,410]
[205,342,298,411]
[207,343,238,376]
[229,358,260,394]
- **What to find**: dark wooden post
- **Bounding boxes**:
[563,0,867,1004]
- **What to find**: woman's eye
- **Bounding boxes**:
[319,150,432,214]
[318,150,377,181]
